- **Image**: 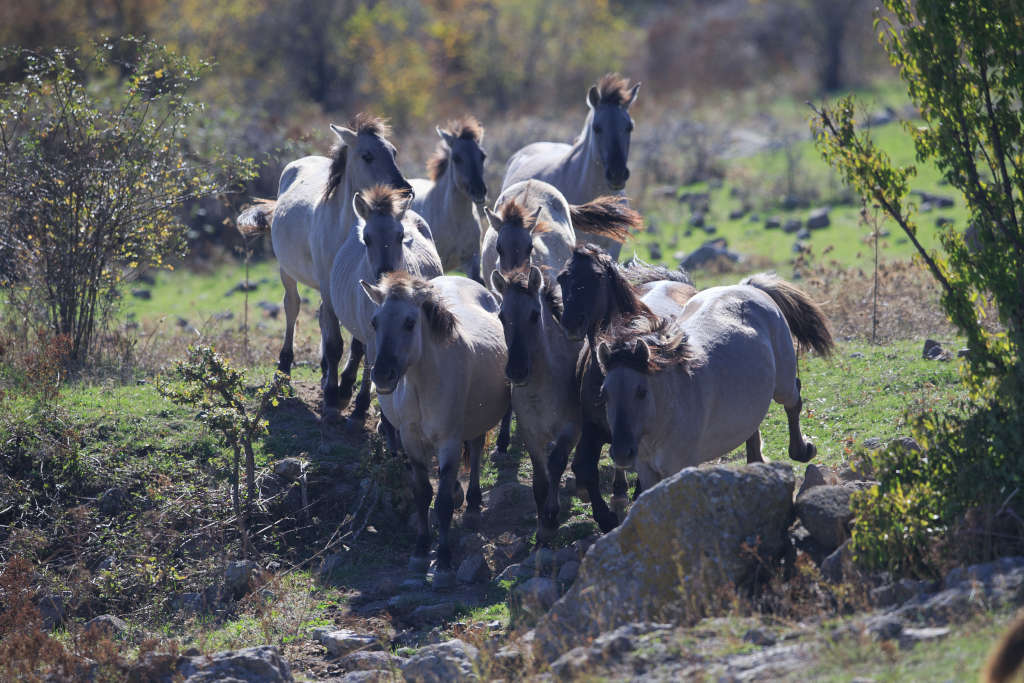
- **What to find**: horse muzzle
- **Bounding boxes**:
[606,167,629,191]
[609,439,638,469]
[371,366,400,395]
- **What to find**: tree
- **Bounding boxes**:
[0,39,254,362]
[812,0,1024,575]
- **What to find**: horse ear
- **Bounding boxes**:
[360,279,385,306]
[330,123,358,147]
[625,82,641,109]
[353,192,370,221]
[436,126,456,148]
[587,85,600,110]
[528,206,544,233]
[485,207,502,231]
[597,341,611,370]
[490,269,507,295]
[527,266,543,295]
[634,338,650,367]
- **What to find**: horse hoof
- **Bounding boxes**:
[597,512,620,534]
[408,556,429,574]
[791,440,816,463]
[462,509,481,531]
[575,487,591,503]
[432,569,456,591]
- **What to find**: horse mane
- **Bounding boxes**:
[594,73,636,106]
[361,184,410,216]
[499,200,550,235]
[427,115,485,181]
[621,254,694,286]
[378,272,457,343]
[570,243,657,326]
[504,270,564,322]
[324,113,393,202]
[599,314,696,374]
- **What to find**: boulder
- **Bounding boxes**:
[795,485,857,552]
[401,639,479,682]
[315,628,378,658]
[85,614,128,638]
[533,463,794,659]
[679,238,742,271]
[820,540,853,583]
[224,560,261,599]
[37,594,65,631]
[782,219,802,234]
[764,216,782,229]
[512,578,560,621]
[796,464,829,497]
[97,487,128,515]
[273,458,304,482]
[806,207,831,230]
[340,651,402,672]
[456,553,490,584]
[176,645,293,682]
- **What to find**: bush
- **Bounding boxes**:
[0,39,255,363]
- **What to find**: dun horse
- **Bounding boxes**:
[502,73,640,259]
[361,273,509,589]
[596,274,834,490]
[410,117,488,283]
[237,115,411,410]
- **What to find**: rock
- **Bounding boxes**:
[646,220,660,235]
[899,626,950,648]
[648,243,662,260]
[782,219,802,233]
[923,339,952,361]
[849,352,864,359]
[866,615,903,640]
[341,651,401,672]
[534,463,794,659]
[797,464,829,497]
[512,577,560,621]
[456,553,490,584]
[131,288,152,300]
[224,560,261,599]
[37,594,65,631]
[958,347,970,358]
[679,238,742,271]
[729,207,748,220]
[257,301,282,318]
[175,592,205,614]
[796,228,811,240]
[227,279,260,295]
[936,216,953,227]
[85,614,128,638]
[338,672,392,682]
[176,645,292,682]
[401,639,479,682]
[492,644,523,670]
[557,560,580,584]
[522,548,559,576]
[795,485,856,552]
[97,487,127,515]
[689,211,705,228]
[317,629,378,658]
[409,602,457,624]
[703,224,717,234]
[494,563,528,584]
[806,207,831,230]
[273,458,304,482]
[862,437,884,450]
[764,216,782,229]
[743,627,777,647]
[555,546,578,565]
[820,540,853,583]
[891,436,922,454]
[320,551,349,581]
[549,646,591,679]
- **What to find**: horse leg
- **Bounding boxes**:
[463,435,485,531]
[318,302,343,413]
[541,433,574,543]
[432,440,463,589]
[338,337,363,412]
[782,377,816,463]
[378,413,403,454]
[526,444,553,546]
[350,350,373,422]
[611,467,629,517]
[490,408,513,462]
[632,478,643,501]
[278,270,300,374]
[746,428,768,463]
[467,254,484,286]
[571,424,618,533]
[408,458,433,576]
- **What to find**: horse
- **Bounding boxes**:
[236,114,411,411]
[501,73,640,260]
[556,243,697,531]
[360,273,509,589]
[595,273,835,491]
[410,117,488,283]
[329,185,443,423]
[490,266,581,543]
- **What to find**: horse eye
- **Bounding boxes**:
[362,152,373,163]
[453,154,463,164]
[593,123,602,134]
[529,310,540,323]
[637,386,647,399]
[404,316,416,330]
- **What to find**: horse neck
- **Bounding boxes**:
[562,111,605,201]
[403,322,451,395]
[438,165,476,224]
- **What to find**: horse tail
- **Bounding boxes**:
[569,196,642,244]
[742,273,834,357]
[985,610,1024,683]
[236,198,277,237]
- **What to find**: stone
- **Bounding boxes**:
[131,288,152,300]
[821,540,853,583]
[341,651,401,672]
[648,243,662,260]
[224,560,261,599]
[922,339,952,361]
[97,487,127,515]
[796,228,811,240]
[936,216,953,227]
[522,548,559,576]
[782,219,802,233]
[795,485,856,553]
[534,463,795,659]
[679,238,742,271]
[899,626,950,648]
[176,645,293,682]
[37,594,65,631]
[401,639,479,682]
[806,207,831,230]
[866,615,903,641]
[797,464,828,497]
[273,457,304,482]
[85,614,128,637]
[729,207,748,220]
[175,592,205,614]
[409,602,457,624]
[512,577,560,621]
[493,644,523,670]
[554,546,578,565]
[689,211,705,228]
[743,627,777,647]
[557,560,580,584]
[862,437,884,450]
[456,553,490,584]
[891,436,922,454]
[549,646,591,679]
[339,672,392,682]
[764,216,782,229]
[317,629,378,658]
[494,563,528,584]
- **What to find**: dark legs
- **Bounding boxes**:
[539,434,575,543]
[278,270,300,374]
[463,435,485,530]
[491,408,512,459]
[571,424,619,533]
[433,442,463,587]
[784,378,816,463]
[746,429,767,463]
[338,337,364,412]
[319,303,343,411]
[409,459,432,574]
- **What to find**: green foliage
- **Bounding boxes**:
[0,38,255,362]
[813,0,1024,575]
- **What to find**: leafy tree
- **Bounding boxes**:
[812,0,1024,575]
[0,39,255,362]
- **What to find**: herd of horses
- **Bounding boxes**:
[237,73,835,587]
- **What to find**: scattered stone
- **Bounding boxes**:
[648,243,662,260]
[549,646,591,679]
[257,300,282,318]
[557,560,580,584]
[401,639,479,682]
[175,592,205,614]
[131,289,152,300]
[958,348,970,358]
[866,615,904,641]
[320,551,349,581]
[912,190,955,209]
[862,437,884,450]
[899,626,950,648]
[936,216,953,227]
[689,211,705,228]
[224,560,261,599]
[849,352,864,359]
[341,651,402,672]
[743,627,777,647]
[493,644,523,670]
[646,220,660,235]
[37,594,65,631]
[456,553,490,584]
[409,602,457,624]
[176,645,293,682]
[522,548,559,576]
[85,614,128,638]
[703,224,717,235]
[317,629,379,658]
[764,216,782,229]
[227,279,260,295]
[792,240,808,253]
[513,577,560,621]
[97,487,127,515]
[797,464,829,497]
[338,672,392,683]
[891,436,922,454]
[923,339,952,361]
[795,485,856,552]
[782,219,802,233]
[555,546,578,565]
[796,228,811,240]
[729,207,748,220]
[821,540,853,583]
[806,207,831,230]
[494,563,528,584]
[273,457,304,482]
[679,238,742,271]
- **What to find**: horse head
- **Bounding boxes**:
[354,185,413,280]
[586,74,640,192]
[436,117,487,205]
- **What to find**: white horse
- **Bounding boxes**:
[236,115,410,409]
[596,274,834,490]
[501,73,640,260]
[491,266,582,543]
[360,273,509,589]
[329,185,443,421]
[410,117,488,282]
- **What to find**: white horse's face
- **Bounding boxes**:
[586,87,638,191]
[355,199,411,280]
[440,129,487,204]
[365,293,422,395]
[486,205,542,277]
[492,267,544,386]
[334,126,412,196]
[598,340,653,469]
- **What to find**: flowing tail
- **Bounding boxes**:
[985,610,1024,683]
[741,273,834,357]
[569,196,642,243]
[236,198,277,237]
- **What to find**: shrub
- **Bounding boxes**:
[0,38,255,362]
[813,0,1024,575]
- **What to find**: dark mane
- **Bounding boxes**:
[505,270,564,322]
[570,243,658,326]
[360,184,410,216]
[594,73,636,106]
[599,314,696,374]
[499,200,550,234]
[427,115,485,181]
[324,113,393,202]
[621,254,694,286]
[378,272,457,342]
